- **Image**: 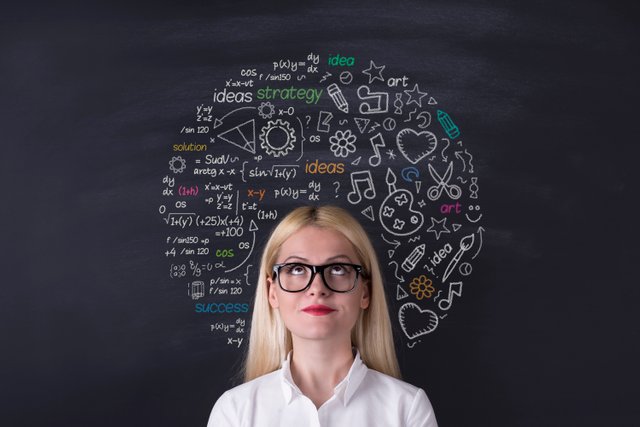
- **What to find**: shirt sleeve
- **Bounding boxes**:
[207,391,239,427]
[406,388,438,427]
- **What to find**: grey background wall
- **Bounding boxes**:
[2,1,637,426]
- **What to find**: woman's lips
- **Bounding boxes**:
[302,305,336,316]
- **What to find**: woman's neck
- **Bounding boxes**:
[289,337,355,408]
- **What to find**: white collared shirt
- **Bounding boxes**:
[208,351,438,427]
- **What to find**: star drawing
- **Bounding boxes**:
[362,60,385,84]
[404,83,428,107]
[426,217,450,240]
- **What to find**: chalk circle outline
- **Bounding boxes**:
[339,71,353,85]
[459,262,473,276]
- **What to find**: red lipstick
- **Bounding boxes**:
[302,304,336,316]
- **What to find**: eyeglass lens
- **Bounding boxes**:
[278,263,358,292]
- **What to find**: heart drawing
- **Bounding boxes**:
[398,302,439,339]
[396,128,438,164]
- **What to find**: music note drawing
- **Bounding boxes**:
[438,281,463,311]
[347,170,376,204]
[368,133,386,167]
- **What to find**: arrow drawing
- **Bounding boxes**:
[381,233,401,249]
[454,151,467,172]
[471,226,484,260]
[388,261,405,282]
[440,138,450,162]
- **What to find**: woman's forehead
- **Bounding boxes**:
[277,226,358,260]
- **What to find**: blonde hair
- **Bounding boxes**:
[244,205,400,382]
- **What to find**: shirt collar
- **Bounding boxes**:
[280,351,299,404]
[279,349,368,406]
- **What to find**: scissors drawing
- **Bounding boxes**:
[427,162,462,201]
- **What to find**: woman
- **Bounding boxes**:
[208,205,438,426]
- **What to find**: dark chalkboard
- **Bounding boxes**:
[2,1,637,426]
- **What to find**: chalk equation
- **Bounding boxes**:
[158,53,484,348]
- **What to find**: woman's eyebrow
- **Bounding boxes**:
[282,255,309,263]
[325,254,353,262]
[281,254,353,263]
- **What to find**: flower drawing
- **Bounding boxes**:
[409,275,435,300]
[329,130,357,158]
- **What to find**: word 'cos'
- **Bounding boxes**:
[216,249,235,257]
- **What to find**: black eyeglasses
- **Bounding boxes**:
[272,262,364,293]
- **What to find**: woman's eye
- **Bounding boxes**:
[329,264,347,275]
[286,264,307,275]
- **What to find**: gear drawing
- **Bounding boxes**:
[169,156,186,173]
[259,119,296,157]
[257,102,276,119]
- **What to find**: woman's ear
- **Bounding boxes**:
[267,277,279,309]
[360,280,370,309]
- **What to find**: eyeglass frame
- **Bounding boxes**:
[271,262,365,293]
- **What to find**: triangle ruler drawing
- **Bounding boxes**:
[217,119,256,154]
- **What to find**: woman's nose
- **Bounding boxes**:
[307,272,328,295]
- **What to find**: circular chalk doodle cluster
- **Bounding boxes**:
[160,53,484,348]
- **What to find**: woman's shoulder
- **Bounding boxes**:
[217,369,282,402]
[363,367,424,395]
[360,368,438,425]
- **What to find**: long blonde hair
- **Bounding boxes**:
[244,205,400,382]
